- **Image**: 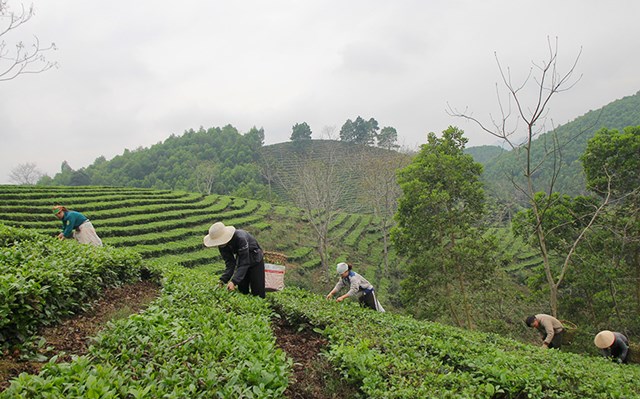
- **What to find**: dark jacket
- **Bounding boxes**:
[603,332,630,363]
[219,229,263,285]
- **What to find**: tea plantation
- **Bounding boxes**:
[1,185,639,398]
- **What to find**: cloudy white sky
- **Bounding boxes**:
[1,0,639,183]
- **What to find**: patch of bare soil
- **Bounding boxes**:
[272,317,362,399]
[0,279,160,392]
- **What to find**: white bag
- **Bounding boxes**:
[265,263,286,291]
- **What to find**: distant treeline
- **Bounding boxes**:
[40,125,270,199]
[38,91,640,211]
[466,90,640,200]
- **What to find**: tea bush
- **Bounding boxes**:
[1,266,290,398]
[0,225,145,346]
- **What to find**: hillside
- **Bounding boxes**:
[464,145,506,165]
[1,196,639,398]
[36,91,640,215]
[259,139,411,213]
[40,125,269,199]
[0,185,584,334]
[0,185,405,299]
[471,90,640,201]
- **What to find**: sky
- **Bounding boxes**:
[1,0,639,183]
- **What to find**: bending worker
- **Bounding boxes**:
[326,262,384,312]
[526,314,565,349]
[53,205,102,246]
[594,330,629,364]
[203,221,265,298]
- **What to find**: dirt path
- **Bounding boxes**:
[0,279,160,391]
[3,282,362,397]
[272,317,362,399]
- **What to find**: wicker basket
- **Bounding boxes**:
[264,250,287,265]
[560,320,578,345]
[628,342,640,364]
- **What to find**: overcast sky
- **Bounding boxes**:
[1,0,639,183]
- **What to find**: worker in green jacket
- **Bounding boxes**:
[53,205,102,246]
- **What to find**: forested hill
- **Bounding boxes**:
[39,124,269,199]
[467,90,640,200]
[39,126,408,212]
[464,145,506,165]
[259,140,411,212]
[39,90,640,207]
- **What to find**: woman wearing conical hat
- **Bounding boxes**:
[594,330,630,364]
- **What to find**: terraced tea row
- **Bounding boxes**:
[0,186,391,271]
[270,287,640,398]
[1,263,290,399]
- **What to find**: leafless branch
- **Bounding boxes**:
[0,1,57,81]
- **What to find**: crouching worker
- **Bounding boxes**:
[526,314,565,349]
[594,330,629,364]
[326,262,385,312]
[203,222,265,299]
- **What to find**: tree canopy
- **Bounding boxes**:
[290,122,312,141]
[41,125,271,199]
[339,116,379,145]
[581,125,640,199]
[393,126,492,328]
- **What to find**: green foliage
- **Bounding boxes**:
[509,162,640,338]
[40,125,269,199]
[290,122,312,141]
[476,91,640,203]
[393,126,494,327]
[2,185,640,395]
[0,186,405,304]
[1,266,290,398]
[394,127,485,253]
[339,116,379,145]
[0,225,145,348]
[581,125,640,198]
[376,126,398,150]
[464,145,506,165]
[270,287,640,398]
[512,192,600,252]
[566,125,640,335]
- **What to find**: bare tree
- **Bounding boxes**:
[276,138,348,277]
[319,125,338,140]
[257,151,278,202]
[1,1,57,81]
[194,161,217,195]
[9,162,42,184]
[448,37,610,317]
[357,150,409,274]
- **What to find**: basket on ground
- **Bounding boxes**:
[560,320,578,345]
[628,342,640,364]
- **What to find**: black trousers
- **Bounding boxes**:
[544,330,565,349]
[237,260,265,298]
[358,291,377,310]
